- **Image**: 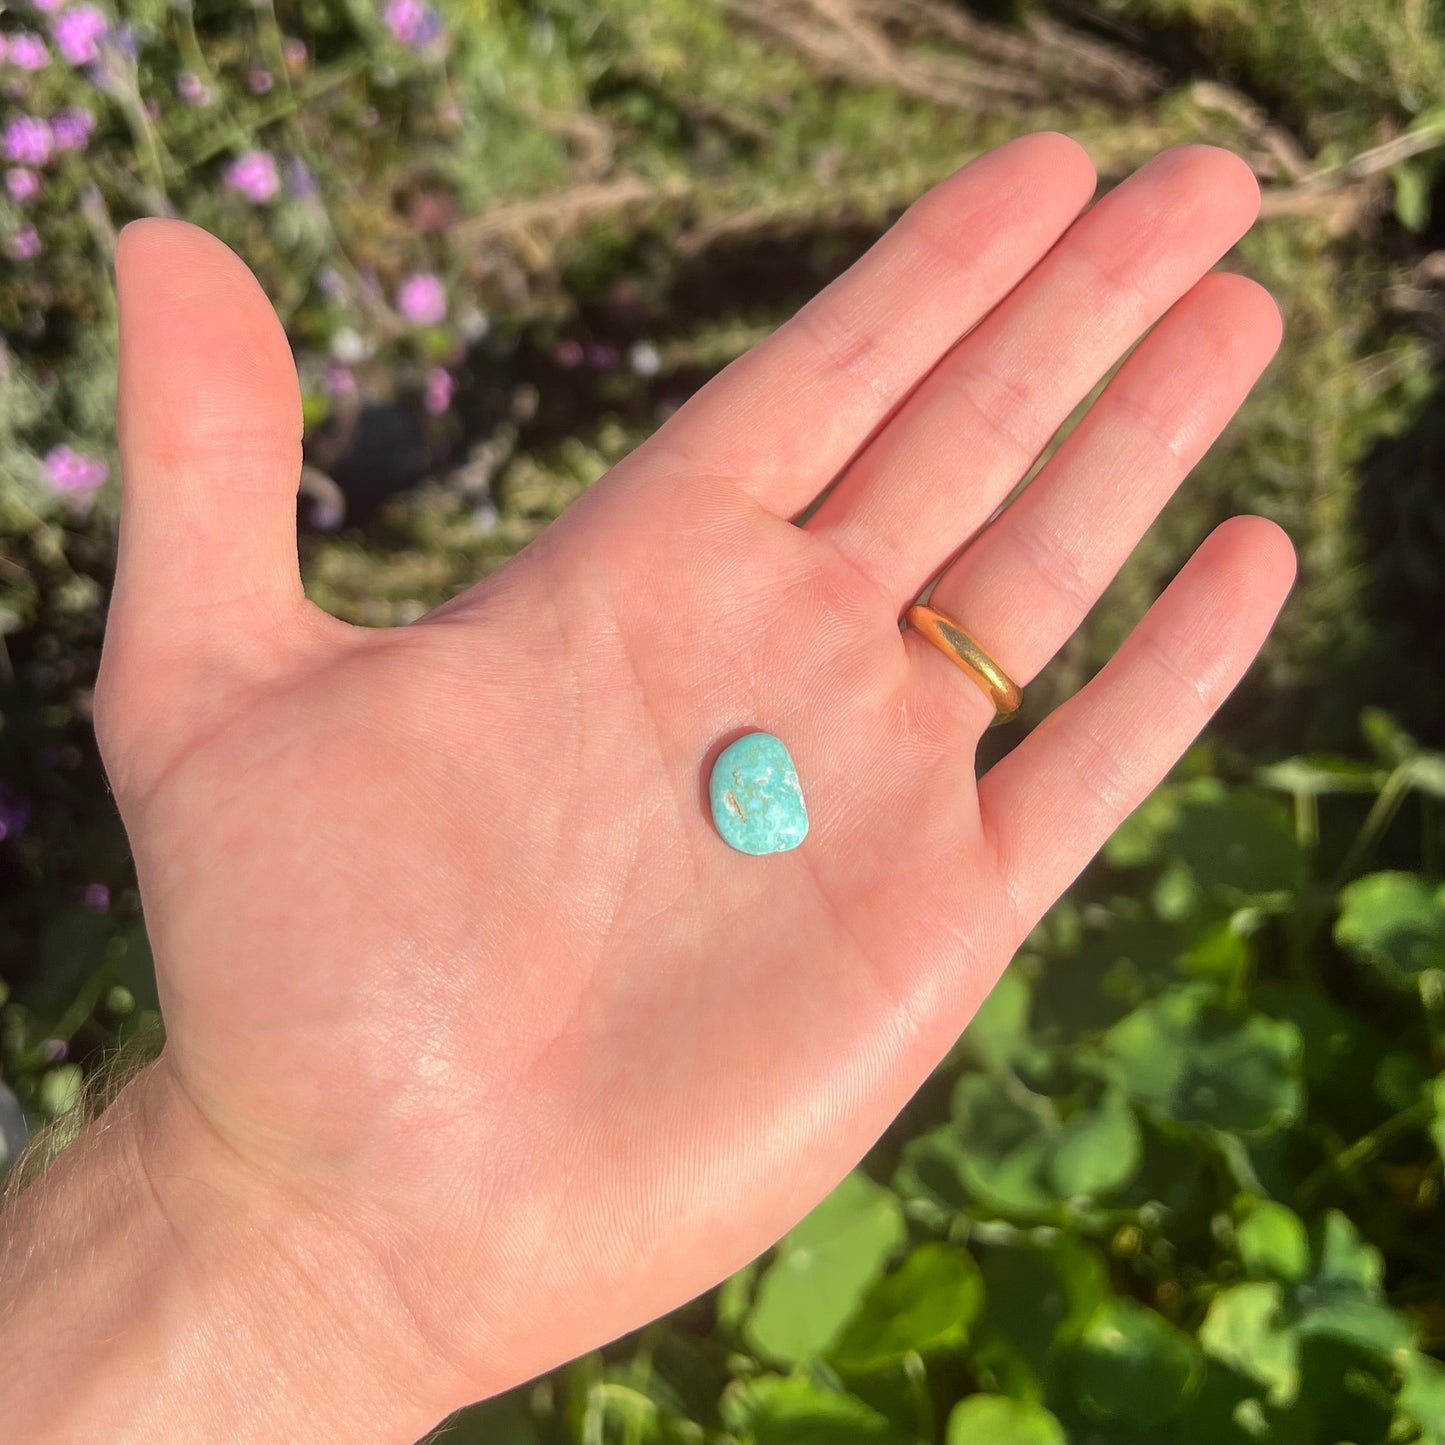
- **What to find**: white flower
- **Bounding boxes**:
[628,341,662,377]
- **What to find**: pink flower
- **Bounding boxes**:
[6,34,51,71]
[51,5,108,66]
[82,883,110,911]
[4,116,53,166]
[323,363,357,397]
[0,784,31,843]
[383,0,442,48]
[42,445,109,492]
[283,37,308,70]
[6,225,41,260]
[176,71,211,106]
[247,67,273,94]
[396,272,447,326]
[5,168,39,201]
[555,339,584,369]
[34,0,72,12]
[223,149,280,204]
[51,106,95,149]
[423,367,454,415]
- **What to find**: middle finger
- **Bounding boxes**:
[804,145,1261,607]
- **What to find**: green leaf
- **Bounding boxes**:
[1173,792,1304,898]
[1200,1282,1299,1405]
[717,1261,757,1332]
[1402,753,1445,800]
[944,1395,1066,1445]
[947,1075,1056,1215]
[830,1244,982,1372]
[37,1063,83,1118]
[892,1126,973,1221]
[976,1237,1110,1385]
[1393,160,1431,231]
[1071,1297,1203,1425]
[1431,1075,1444,1163]
[744,1174,905,1364]
[1375,1051,1429,1111]
[1182,919,1253,990]
[1210,1213,1416,1395]
[1313,1209,1384,1293]
[1046,1088,1141,1199]
[719,1375,902,1444]
[1103,783,1182,867]
[940,1076,1143,1216]
[1361,710,1418,767]
[1237,1201,1310,1282]
[1396,1350,1445,1445]
[958,970,1045,1074]
[1334,873,1445,988]
[1296,1294,1414,1359]
[1099,987,1303,1134]
[1256,755,1383,796]
[1255,981,1380,1093]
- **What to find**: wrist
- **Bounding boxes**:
[0,1058,465,1443]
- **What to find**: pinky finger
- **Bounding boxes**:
[978,516,1296,937]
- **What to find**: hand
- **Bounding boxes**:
[23,135,1295,1440]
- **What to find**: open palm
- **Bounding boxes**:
[97,135,1292,1436]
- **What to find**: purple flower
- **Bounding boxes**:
[5,168,39,202]
[323,363,357,397]
[5,224,41,260]
[247,66,273,94]
[383,0,443,48]
[585,343,620,370]
[396,272,447,326]
[109,21,138,60]
[6,33,51,71]
[223,149,280,204]
[176,71,211,106]
[82,883,110,911]
[4,116,53,167]
[423,366,454,415]
[285,156,316,197]
[0,784,31,843]
[34,0,72,13]
[42,444,109,493]
[51,4,108,65]
[309,494,344,531]
[51,106,95,150]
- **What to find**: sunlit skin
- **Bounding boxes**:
[0,135,1294,1441]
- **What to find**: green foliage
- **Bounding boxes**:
[944,1394,1066,1444]
[743,1172,907,1365]
[426,723,1442,1444]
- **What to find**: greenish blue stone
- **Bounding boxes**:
[709,731,809,856]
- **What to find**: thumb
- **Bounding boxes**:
[99,220,315,778]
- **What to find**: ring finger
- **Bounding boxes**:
[905,269,1282,731]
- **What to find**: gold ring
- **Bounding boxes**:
[905,604,1022,723]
